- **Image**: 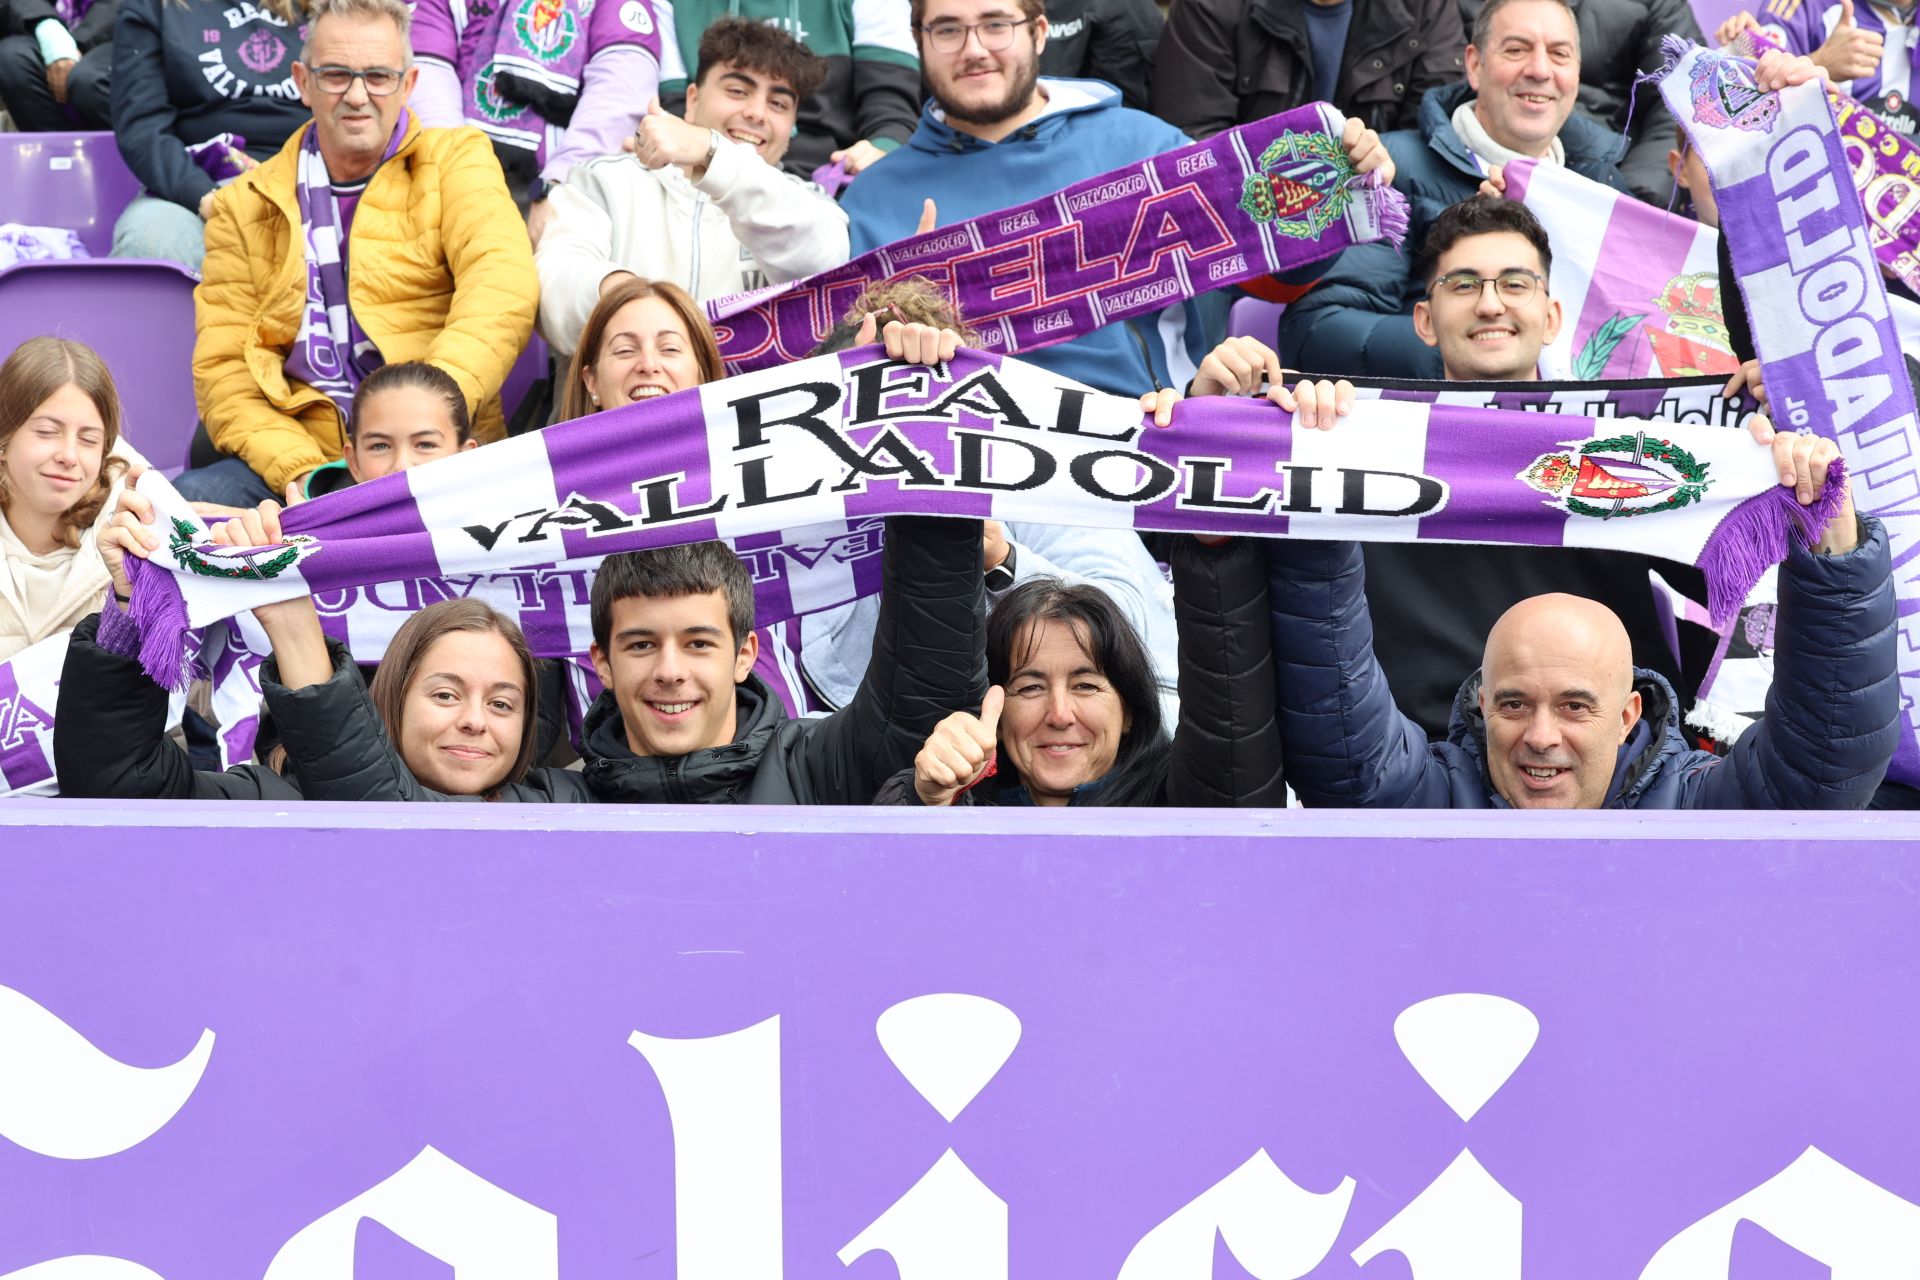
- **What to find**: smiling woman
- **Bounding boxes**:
[557,278,725,423]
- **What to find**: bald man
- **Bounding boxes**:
[1265,426,1899,809]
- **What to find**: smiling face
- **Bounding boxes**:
[918,0,1047,129]
[1465,0,1579,158]
[294,12,417,183]
[998,619,1131,806]
[685,60,800,167]
[590,589,759,758]
[396,628,528,795]
[1413,230,1562,381]
[344,384,476,483]
[581,297,706,408]
[1479,594,1642,809]
[2,382,106,549]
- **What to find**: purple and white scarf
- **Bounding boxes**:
[707,105,1410,374]
[283,115,409,422]
[119,347,1839,694]
[1660,37,1920,785]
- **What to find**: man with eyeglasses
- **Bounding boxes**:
[180,0,537,511]
[1360,195,1701,737]
[837,0,1200,399]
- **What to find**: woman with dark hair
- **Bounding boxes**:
[879,536,1285,808]
[55,498,543,800]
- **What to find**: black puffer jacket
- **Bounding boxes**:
[1152,0,1465,139]
[55,610,300,800]
[280,516,986,804]
[874,536,1285,807]
[1265,524,1898,809]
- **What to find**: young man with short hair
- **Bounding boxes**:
[535,16,849,362]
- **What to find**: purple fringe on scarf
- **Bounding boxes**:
[123,554,195,692]
[1698,458,1848,627]
[1364,170,1409,250]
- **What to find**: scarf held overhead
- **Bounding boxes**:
[703,104,1410,374]
[1659,37,1920,786]
[121,349,1838,693]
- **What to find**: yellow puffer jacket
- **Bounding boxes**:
[194,118,537,495]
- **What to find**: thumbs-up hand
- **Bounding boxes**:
[1815,0,1885,81]
[912,686,1004,805]
[633,93,716,174]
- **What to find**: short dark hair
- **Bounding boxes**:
[1414,195,1554,291]
[590,542,756,652]
[348,361,472,443]
[981,578,1171,805]
[912,0,1046,34]
[694,16,827,102]
[1469,0,1578,52]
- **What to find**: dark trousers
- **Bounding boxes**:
[0,35,111,131]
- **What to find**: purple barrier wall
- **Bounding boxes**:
[2,802,1918,1277]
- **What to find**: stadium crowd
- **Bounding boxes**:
[0,0,1906,809]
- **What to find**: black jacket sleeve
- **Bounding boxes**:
[53,612,291,799]
[1148,0,1240,140]
[851,58,920,150]
[1086,0,1163,112]
[111,0,214,210]
[801,516,988,804]
[1165,537,1285,806]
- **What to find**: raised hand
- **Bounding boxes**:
[1746,415,1857,552]
[1274,376,1356,431]
[829,139,888,175]
[1754,48,1830,89]
[915,198,938,236]
[97,470,159,606]
[1814,0,1884,82]
[633,94,714,174]
[881,319,960,365]
[1340,115,1395,188]
[913,686,1004,805]
[1190,335,1288,398]
[1715,10,1759,46]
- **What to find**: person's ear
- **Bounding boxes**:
[1413,299,1438,348]
[342,437,364,484]
[1032,13,1048,53]
[1464,41,1482,92]
[1542,295,1563,345]
[459,437,478,451]
[397,62,418,105]
[1619,688,1642,743]
[733,627,759,683]
[590,642,614,690]
[580,364,602,407]
[1667,148,1683,182]
[293,59,314,111]
[683,80,701,121]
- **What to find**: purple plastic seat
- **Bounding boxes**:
[0,259,200,476]
[1228,297,1286,347]
[0,132,144,258]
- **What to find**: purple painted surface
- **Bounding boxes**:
[1,804,1918,1276]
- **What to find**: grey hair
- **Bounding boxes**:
[301,0,414,61]
[1469,0,1580,55]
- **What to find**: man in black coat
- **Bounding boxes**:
[1038,0,1166,112]
[0,0,111,130]
[1151,0,1465,139]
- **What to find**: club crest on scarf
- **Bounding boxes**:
[168,518,322,581]
[1238,131,1352,240]
[515,0,576,63]
[472,61,522,122]
[1689,52,1781,133]
[1521,431,1711,518]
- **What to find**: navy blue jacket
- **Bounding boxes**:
[1276,80,1628,379]
[1265,520,1898,808]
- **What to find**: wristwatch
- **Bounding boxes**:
[984,540,1018,591]
[530,177,557,203]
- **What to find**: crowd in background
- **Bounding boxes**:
[0,0,1908,809]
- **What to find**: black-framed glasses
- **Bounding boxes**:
[303,63,407,96]
[1431,268,1545,303]
[918,17,1034,53]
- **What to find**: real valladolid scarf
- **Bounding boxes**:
[705,104,1410,374]
[0,374,1800,797]
[1658,38,1920,786]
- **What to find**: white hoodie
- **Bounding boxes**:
[535,139,851,360]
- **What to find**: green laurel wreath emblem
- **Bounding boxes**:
[168,517,307,579]
[1563,434,1711,519]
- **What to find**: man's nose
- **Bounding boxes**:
[1521,707,1562,752]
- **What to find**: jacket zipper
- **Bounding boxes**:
[665,756,691,802]
[689,195,705,297]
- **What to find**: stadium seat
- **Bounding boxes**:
[0,259,200,475]
[1227,297,1286,347]
[0,132,143,258]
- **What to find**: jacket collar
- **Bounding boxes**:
[1415,80,1622,179]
